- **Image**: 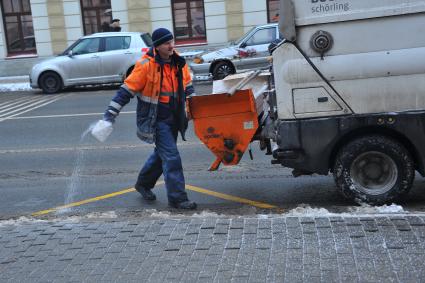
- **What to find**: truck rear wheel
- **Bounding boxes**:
[333,135,414,205]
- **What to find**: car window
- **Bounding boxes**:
[234,27,255,46]
[141,33,153,47]
[71,38,101,55]
[105,36,131,51]
[245,28,277,46]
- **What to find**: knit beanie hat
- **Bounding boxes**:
[152,28,174,47]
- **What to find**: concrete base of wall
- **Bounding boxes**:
[0,57,49,77]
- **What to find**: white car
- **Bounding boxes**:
[190,23,280,80]
[30,32,152,94]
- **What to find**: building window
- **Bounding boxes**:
[0,0,36,56]
[80,0,112,35]
[267,0,279,23]
[172,0,206,44]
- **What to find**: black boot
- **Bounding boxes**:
[169,200,197,210]
[135,185,156,201]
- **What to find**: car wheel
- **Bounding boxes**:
[333,135,415,205]
[212,61,234,80]
[39,72,62,94]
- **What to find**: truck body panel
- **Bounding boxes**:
[275,0,425,119]
[274,43,425,118]
[292,0,425,27]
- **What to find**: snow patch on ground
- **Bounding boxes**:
[278,203,406,217]
[192,211,222,218]
[146,209,173,218]
[0,217,47,226]
[258,214,270,219]
[349,203,405,214]
[285,205,333,216]
[82,211,118,219]
[0,205,412,226]
[60,211,118,222]
[0,212,118,227]
[146,209,222,219]
[0,83,32,92]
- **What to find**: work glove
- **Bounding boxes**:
[103,111,116,124]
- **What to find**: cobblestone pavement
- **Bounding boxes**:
[1,214,425,283]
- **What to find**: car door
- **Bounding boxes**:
[63,37,102,84]
[98,35,135,83]
[236,26,278,70]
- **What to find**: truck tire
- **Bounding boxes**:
[333,135,414,205]
[39,72,62,94]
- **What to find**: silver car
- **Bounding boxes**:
[30,32,152,94]
[190,23,280,80]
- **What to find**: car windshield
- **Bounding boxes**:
[141,33,153,47]
[62,40,78,55]
[71,38,101,55]
[232,27,256,46]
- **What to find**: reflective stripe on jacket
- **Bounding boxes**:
[158,64,177,104]
[106,47,193,144]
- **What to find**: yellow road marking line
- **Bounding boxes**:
[31,181,165,217]
[31,182,277,217]
[185,184,277,209]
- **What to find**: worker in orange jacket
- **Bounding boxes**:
[103,28,196,209]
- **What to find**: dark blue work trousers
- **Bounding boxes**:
[136,119,188,204]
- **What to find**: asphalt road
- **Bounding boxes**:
[1,84,425,219]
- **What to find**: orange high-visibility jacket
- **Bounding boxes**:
[105,48,193,143]
[123,50,192,105]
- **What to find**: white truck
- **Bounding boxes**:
[189,0,425,205]
[264,0,425,204]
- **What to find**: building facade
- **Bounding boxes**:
[0,0,279,59]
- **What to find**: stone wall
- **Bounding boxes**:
[46,0,67,54]
[150,0,173,34]
[127,0,151,33]
[63,0,83,48]
[225,0,244,42]
[242,0,268,33]
[31,0,53,56]
[204,0,227,44]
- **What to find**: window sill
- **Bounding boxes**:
[5,53,38,59]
